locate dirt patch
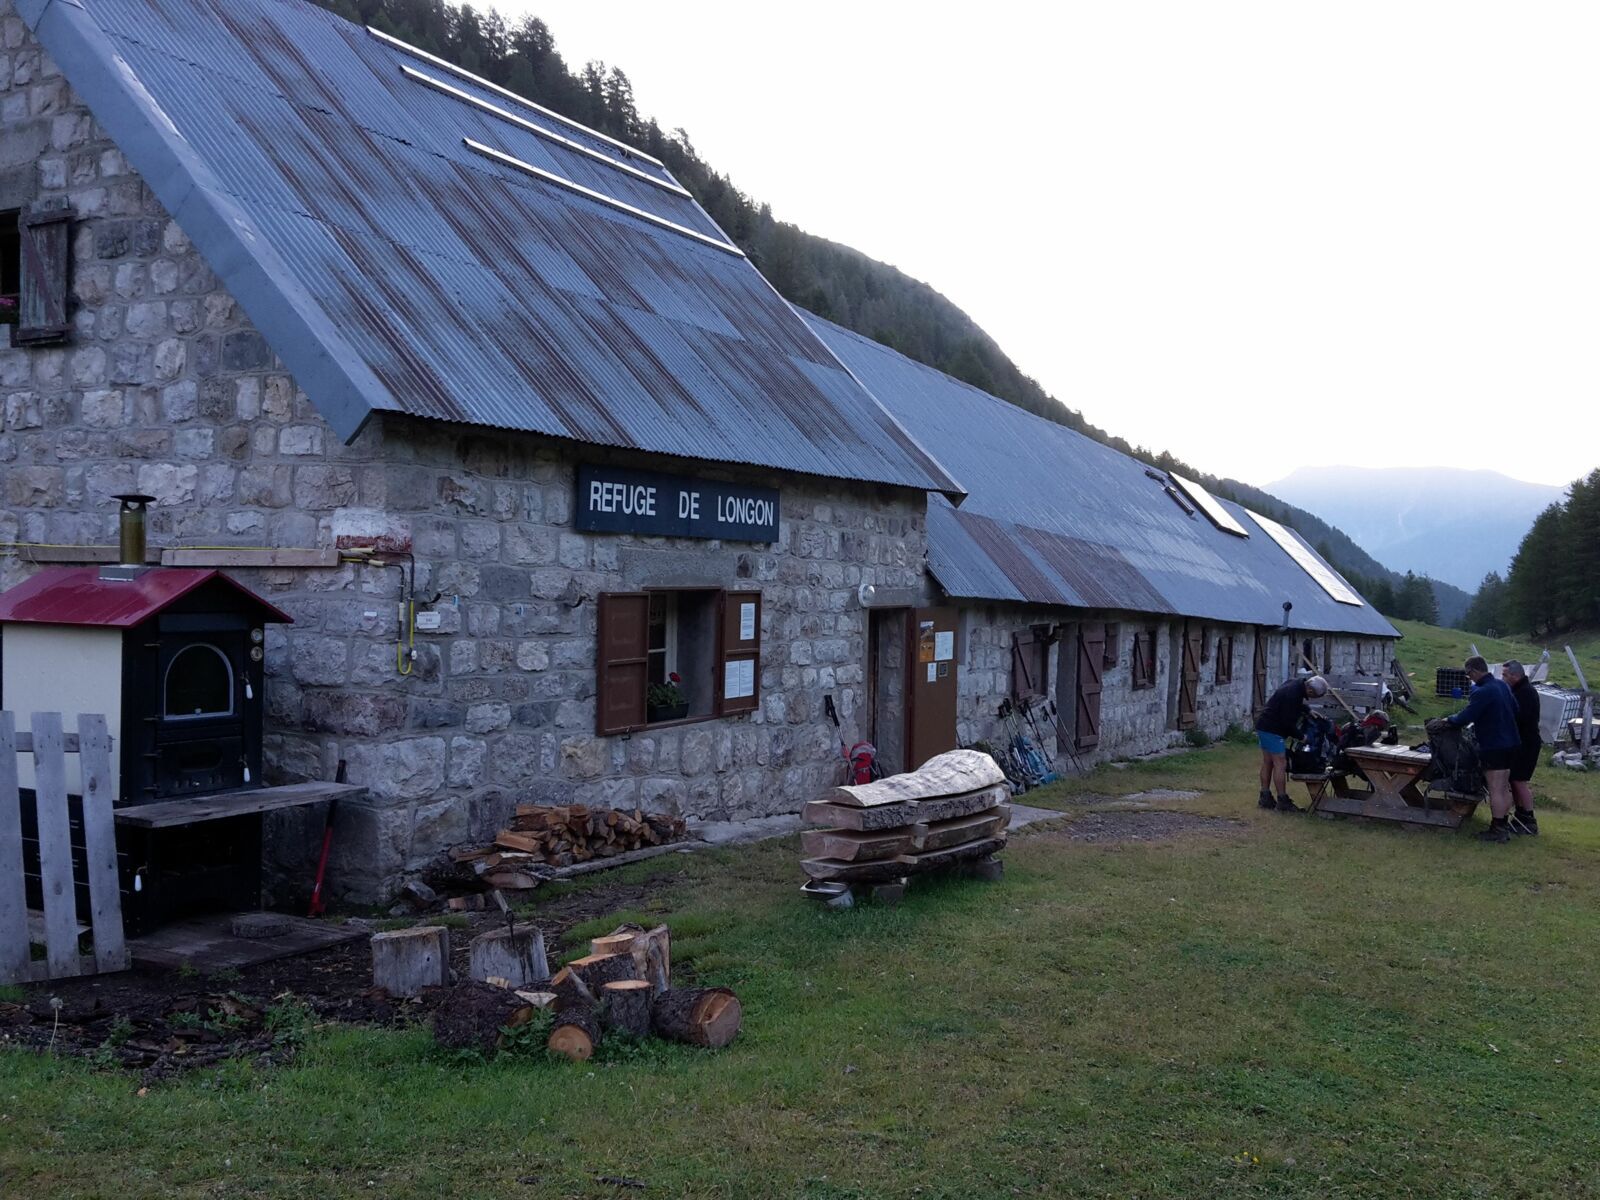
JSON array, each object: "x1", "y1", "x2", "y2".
[
  {"x1": 1035, "y1": 810, "x2": 1245, "y2": 844},
  {"x1": 1, "y1": 865, "x2": 691, "y2": 1083}
]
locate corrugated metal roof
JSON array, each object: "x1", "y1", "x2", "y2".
[
  {"x1": 21, "y1": 0, "x2": 961, "y2": 498},
  {"x1": 0, "y1": 567, "x2": 292, "y2": 628},
  {"x1": 808, "y1": 316, "x2": 1400, "y2": 638}
]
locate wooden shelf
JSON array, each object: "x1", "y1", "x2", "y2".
[{"x1": 113, "y1": 781, "x2": 365, "y2": 829}]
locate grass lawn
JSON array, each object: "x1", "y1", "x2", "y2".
[
  {"x1": 5, "y1": 726, "x2": 1600, "y2": 1198},
  {"x1": 1387, "y1": 619, "x2": 1600, "y2": 722}
]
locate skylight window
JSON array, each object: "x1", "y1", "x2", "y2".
[
  {"x1": 1171, "y1": 474, "x2": 1249, "y2": 537},
  {"x1": 465, "y1": 139, "x2": 744, "y2": 257},
  {"x1": 1245, "y1": 509, "x2": 1365, "y2": 606},
  {"x1": 402, "y1": 66, "x2": 689, "y2": 198}
]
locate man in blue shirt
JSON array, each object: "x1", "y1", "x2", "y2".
[{"x1": 1427, "y1": 656, "x2": 1520, "y2": 843}]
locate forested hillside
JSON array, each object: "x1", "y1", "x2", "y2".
[
  {"x1": 1464, "y1": 469, "x2": 1600, "y2": 637},
  {"x1": 314, "y1": 0, "x2": 1460, "y2": 623}
]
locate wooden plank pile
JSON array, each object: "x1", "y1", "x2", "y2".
[
  {"x1": 801, "y1": 749, "x2": 1010, "y2": 893},
  {"x1": 448, "y1": 805, "x2": 688, "y2": 893}
]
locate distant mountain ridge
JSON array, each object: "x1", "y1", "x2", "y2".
[
  {"x1": 1268, "y1": 467, "x2": 1563, "y2": 592},
  {"x1": 315, "y1": 0, "x2": 1466, "y2": 624}
]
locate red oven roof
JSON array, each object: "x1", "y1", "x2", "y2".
[{"x1": 0, "y1": 567, "x2": 293, "y2": 628}]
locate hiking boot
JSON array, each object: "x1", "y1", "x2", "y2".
[
  {"x1": 1476, "y1": 822, "x2": 1510, "y2": 844},
  {"x1": 1275, "y1": 794, "x2": 1304, "y2": 813},
  {"x1": 1258, "y1": 790, "x2": 1277, "y2": 810},
  {"x1": 1509, "y1": 810, "x2": 1539, "y2": 836}
]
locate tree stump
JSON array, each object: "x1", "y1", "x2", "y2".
[
  {"x1": 431, "y1": 980, "x2": 535, "y2": 1055},
  {"x1": 651, "y1": 987, "x2": 742, "y2": 1048},
  {"x1": 601, "y1": 979, "x2": 654, "y2": 1038},
  {"x1": 548, "y1": 1007, "x2": 602, "y2": 1061},
  {"x1": 371, "y1": 925, "x2": 450, "y2": 997},
  {"x1": 469, "y1": 924, "x2": 548, "y2": 988}
]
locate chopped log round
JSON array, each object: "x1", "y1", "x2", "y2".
[
  {"x1": 548, "y1": 1007, "x2": 602, "y2": 1061},
  {"x1": 651, "y1": 987, "x2": 742, "y2": 1049},
  {"x1": 590, "y1": 928, "x2": 642, "y2": 959},
  {"x1": 568, "y1": 951, "x2": 642, "y2": 991},
  {"x1": 430, "y1": 981, "x2": 535, "y2": 1056},
  {"x1": 601, "y1": 979, "x2": 654, "y2": 1038}
]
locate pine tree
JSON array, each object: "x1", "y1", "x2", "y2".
[
  {"x1": 1506, "y1": 504, "x2": 1567, "y2": 636},
  {"x1": 1463, "y1": 571, "x2": 1508, "y2": 635}
]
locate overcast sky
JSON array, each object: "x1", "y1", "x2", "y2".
[{"x1": 503, "y1": 1, "x2": 1598, "y2": 491}]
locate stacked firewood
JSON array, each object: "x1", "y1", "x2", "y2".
[
  {"x1": 801, "y1": 749, "x2": 1010, "y2": 889},
  {"x1": 546, "y1": 923, "x2": 741, "y2": 1060},
  {"x1": 449, "y1": 805, "x2": 688, "y2": 891}
]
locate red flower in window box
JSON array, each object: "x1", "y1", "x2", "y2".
[
  {"x1": 0, "y1": 296, "x2": 17, "y2": 326},
  {"x1": 647, "y1": 671, "x2": 687, "y2": 720}
]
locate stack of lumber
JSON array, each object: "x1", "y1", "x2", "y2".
[
  {"x1": 448, "y1": 805, "x2": 688, "y2": 891},
  {"x1": 801, "y1": 749, "x2": 1010, "y2": 885}
]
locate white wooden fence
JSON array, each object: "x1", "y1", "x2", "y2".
[{"x1": 0, "y1": 711, "x2": 127, "y2": 985}]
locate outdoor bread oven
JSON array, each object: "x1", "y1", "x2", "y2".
[{"x1": 0, "y1": 497, "x2": 292, "y2": 934}]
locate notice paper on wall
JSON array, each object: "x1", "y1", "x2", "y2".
[
  {"x1": 739, "y1": 601, "x2": 756, "y2": 642},
  {"x1": 724, "y1": 657, "x2": 756, "y2": 700},
  {"x1": 927, "y1": 662, "x2": 937, "y2": 683},
  {"x1": 934, "y1": 631, "x2": 954, "y2": 661}
]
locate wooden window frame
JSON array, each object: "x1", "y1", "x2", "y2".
[
  {"x1": 595, "y1": 587, "x2": 762, "y2": 734},
  {"x1": 1215, "y1": 634, "x2": 1234, "y2": 684},
  {"x1": 15, "y1": 199, "x2": 71, "y2": 345},
  {"x1": 1103, "y1": 622, "x2": 1120, "y2": 670}
]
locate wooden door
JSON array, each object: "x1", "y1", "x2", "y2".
[
  {"x1": 907, "y1": 607, "x2": 958, "y2": 770},
  {"x1": 1178, "y1": 622, "x2": 1201, "y2": 730},
  {"x1": 1252, "y1": 629, "x2": 1270, "y2": 714},
  {"x1": 1075, "y1": 623, "x2": 1104, "y2": 750}
]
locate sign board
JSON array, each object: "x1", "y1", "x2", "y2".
[{"x1": 575, "y1": 465, "x2": 779, "y2": 543}]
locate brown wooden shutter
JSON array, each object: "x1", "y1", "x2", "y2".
[
  {"x1": 1075, "y1": 623, "x2": 1104, "y2": 749},
  {"x1": 1216, "y1": 635, "x2": 1233, "y2": 684},
  {"x1": 1011, "y1": 632, "x2": 1044, "y2": 699},
  {"x1": 717, "y1": 590, "x2": 761, "y2": 716},
  {"x1": 596, "y1": 592, "x2": 649, "y2": 734},
  {"x1": 1103, "y1": 622, "x2": 1120, "y2": 669},
  {"x1": 1321, "y1": 635, "x2": 1332, "y2": 674},
  {"x1": 1178, "y1": 623, "x2": 1201, "y2": 729},
  {"x1": 1252, "y1": 630, "x2": 1270, "y2": 712},
  {"x1": 1199, "y1": 625, "x2": 1210, "y2": 664},
  {"x1": 16, "y1": 199, "x2": 71, "y2": 345}
]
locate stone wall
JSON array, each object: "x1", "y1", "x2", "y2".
[
  {"x1": 957, "y1": 605, "x2": 1393, "y2": 766},
  {"x1": 0, "y1": 18, "x2": 932, "y2": 901}
]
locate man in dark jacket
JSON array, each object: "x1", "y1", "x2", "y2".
[
  {"x1": 1255, "y1": 674, "x2": 1329, "y2": 812},
  {"x1": 1501, "y1": 660, "x2": 1542, "y2": 835},
  {"x1": 1428, "y1": 656, "x2": 1520, "y2": 843}
]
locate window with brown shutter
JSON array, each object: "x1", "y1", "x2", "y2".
[
  {"x1": 1103, "y1": 622, "x2": 1120, "y2": 669},
  {"x1": 1199, "y1": 625, "x2": 1210, "y2": 664},
  {"x1": 1011, "y1": 631, "x2": 1048, "y2": 700},
  {"x1": 1131, "y1": 628, "x2": 1157, "y2": 690},
  {"x1": 1215, "y1": 634, "x2": 1234, "y2": 683},
  {"x1": 596, "y1": 587, "x2": 762, "y2": 731},
  {"x1": 16, "y1": 199, "x2": 71, "y2": 345},
  {"x1": 718, "y1": 590, "x2": 761, "y2": 716}
]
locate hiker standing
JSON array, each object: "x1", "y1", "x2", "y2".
[
  {"x1": 1254, "y1": 674, "x2": 1329, "y2": 812},
  {"x1": 1502, "y1": 660, "x2": 1542, "y2": 836},
  {"x1": 1428, "y1": 656, "x2": 1519, "y2": 843}
]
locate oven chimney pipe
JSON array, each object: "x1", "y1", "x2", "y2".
[{"x1": 106, "y1": 493, "x2": 156, "y2": 580}]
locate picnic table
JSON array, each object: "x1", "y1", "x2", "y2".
[{"x1": 1294, "y1": 743, "x2": 1482, "y2": 830}]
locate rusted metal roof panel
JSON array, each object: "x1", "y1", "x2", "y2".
[
  {"x1": 0, "y1": 567, "x2": 292, "y2": 628},
  {"x1": 809, "y1": 316, "x2": 1399, "y2": 638},
  {"x1": 23, "y1": 0, "x2": 961, "y2": 497}
]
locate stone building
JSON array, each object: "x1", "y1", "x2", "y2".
[
  {"x1": 0, "y1": 0, "x2": 1397, "y2": 904},
  {"x1": 809, "y1": 315, "x2": 1401, "y2": 768},
  {"x1": 0, "y1": 0, "x2": 964, "y2": 900}
]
